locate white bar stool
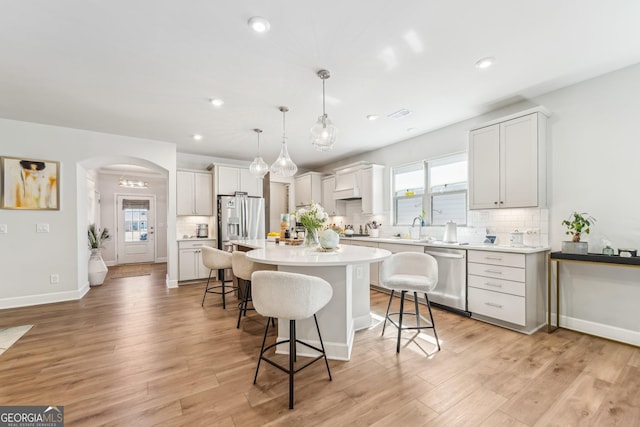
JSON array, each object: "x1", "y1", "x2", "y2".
[
  {"x1": 201, "y1": 246, "x2": 237, "y2": 309},
  {"x1": 231, "y1": 251, "x2": 276, "y2": 328},
  {"x1": 379, "y1": 252, "x2": 441, "y2": 353},
  {"x1": 251, "y1": 270, "x2": 333, "y2": 409}
]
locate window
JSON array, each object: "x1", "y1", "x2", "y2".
[
  {"x1": 122, "y1": 199, "x2": 149, "y2": 242},
  {"x1": 428, "y1": 154, "x2": 467, "y2": 225},
  {"x1": 392, "y1": 162, "x2": 424, "y2": 225},
  {"x1": 393, "y1": 154, "x2": 467, "y2": 226}
]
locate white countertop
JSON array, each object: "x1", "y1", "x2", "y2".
[
  {"x1": 177, "y1": 237, "x2": 216, "y2": 242},
  {"x1": 341, "y1": 236, "x2": 550, "y2": 254},
  {"x1": 241, "y1": 240, "x2": 391, "y2": 267}
]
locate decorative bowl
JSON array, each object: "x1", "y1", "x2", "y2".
[{"x1": 320, "y1": 229, "x2": 340, "y2": 249}]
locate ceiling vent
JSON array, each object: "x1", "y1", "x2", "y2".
[{"x1": 387, "y1": 108, "x2": 413, "y2": 120}]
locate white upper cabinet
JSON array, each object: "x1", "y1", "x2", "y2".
[
  {"x1": 469, "y1": 109, "x2": 548, "y2": 209},
  {"x1": 295, "y1": 172, "x2": 322, "y2": 207},
  {"x1": 215, "y1": 165, "x2": 263, "y2": 197},
  {"x1": 321, "y1": 176, "x2": 345, "y2": 216},
  {"x1": 360, "y1": 165, "x2": 384, "y2": 215},
  {"x1": 177, "y1": 170, "x2": 213, "y2": 216}
]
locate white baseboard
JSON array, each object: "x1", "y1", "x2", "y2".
[
  {"x1": 0, "y1": 282, "x2": 91, "y2": 310},
  {"x1": 559, "y1": 314, "x2": 640, "y2": 347},
  {"x1": 166, "y1": 274, "x2": 178, "y2": 288}
]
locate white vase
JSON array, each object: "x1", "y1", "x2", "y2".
[{"x1": 88, "y1": 248, "x2": 108, "y2": 286}]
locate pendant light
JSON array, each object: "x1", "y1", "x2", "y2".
[
  {"x1": 270, "y1": 106, "x2": 298, "y2": 177},
  {"x1": 310, "y1": 69, "x2": 338, "y2": 151},
  {"x1": 249, "y1": 128, "x2": 269, "y2": 178}
]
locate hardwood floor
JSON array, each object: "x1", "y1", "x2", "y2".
[{"x1": 1, "y1": 263, "x2": 638, "y2": 426}]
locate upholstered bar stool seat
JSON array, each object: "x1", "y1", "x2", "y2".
[
  {"x1": 231, "y1": 251, "x2": 276, "y2": 328},
  {"x1": 251, "y1": 270, "x2": 333, "y2": 409},
  {"x1": 201, "y1": 246, "x2": 237, "y2": 309},
  {"x1": 379, "y1": 252, "x2": 441, "y2": 353}
]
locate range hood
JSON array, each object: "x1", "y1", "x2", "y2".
[
  {"x1": 333, "y1": 163, "x2": 363, "y2": 200},
  {"x1": 333, "y1": 186, "x2": 361, "y2": 200}
]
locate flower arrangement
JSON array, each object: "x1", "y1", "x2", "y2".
[
  {"x1": 294, "y1": 201, "x2": 329, "y2": 232},
  {"x1": 88, "y1": 224, "x2": 112, "y2": 249}
]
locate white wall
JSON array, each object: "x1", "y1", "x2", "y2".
[{"x1": 0, "y1": 118, "x2": 177, "y2": 308}]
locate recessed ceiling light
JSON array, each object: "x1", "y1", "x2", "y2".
[
  {"x1": 248, "y1": 16, "x2": 270, "y2": 33},
  {"x1": 366, "y1": 115, "x2": 379, "y2": 121},
  {"x1": 387, "y1": 109, "x2": 412, "y2": 120},
  {"x1": 475, "y1": 56, "x2": 496, "y2": 69},
  {"x1": 192, "y1": 134, "x2": 203, "y2": 141},
  {"x1": 210, "y1": 98, "x2": 224, "y2": 107}
]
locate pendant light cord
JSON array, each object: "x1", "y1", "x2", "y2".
[{"x1": 322, "y1": 78, "x2": 326, "y2": 116}]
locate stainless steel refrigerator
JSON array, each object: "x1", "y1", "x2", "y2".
[{"x1": 217, "y1": 194, "x2": 265, "y2": 251}]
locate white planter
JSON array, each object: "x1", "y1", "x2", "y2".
[
  {"x1": 88, "y1": 249, "x2": 108, "y2": 286},
  {"x1": 562, "y1": 241, "x2": 588, "y2": 255}
]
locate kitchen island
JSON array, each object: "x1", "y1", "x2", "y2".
[{"x1": 232, "y1": 239, "x2": 391, "y2": 360}]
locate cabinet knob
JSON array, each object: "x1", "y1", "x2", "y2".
[
  {"x1": 494, "y1": 201, "x2": 498, "y2": 205},
  {"x1": 499, "y1": 201, "x2": 504, "y2": 204}
]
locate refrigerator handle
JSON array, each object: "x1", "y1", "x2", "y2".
[{"x1": 242, "y1": 196, "x2": 248, "y2": 238}]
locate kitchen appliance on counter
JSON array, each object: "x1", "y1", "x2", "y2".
[
  {"x1": 424, "y1": 246, "x2": 469, "y2": 315},
  {"x1": 218, "y1": 193, "x2": 265, "y2": 251},
  {"x1": 196, "y1": 223, "x2": 209, "y2": 238},
  {"x1": 443, "y1": 221, "x2": 458, "y2": 243}
]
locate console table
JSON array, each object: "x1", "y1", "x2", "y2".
[{"x1": 547, "y1": 251, "x2": 640, "y2": 332}]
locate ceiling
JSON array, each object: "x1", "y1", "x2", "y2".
[{"x1": 2, "y1": 1, "x2": 640, "y2": 170}]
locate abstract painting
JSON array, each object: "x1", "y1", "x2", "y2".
[{"x1": 1, "y1": 156, "x2": 59, "y2": 210}]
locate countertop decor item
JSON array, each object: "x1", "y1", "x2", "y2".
[
  {"x1": 319, "y1": 228, "x2": 339, "y2": 249},
  {"x1": 294, "y1": 201, "x2": 328, "y2": 248}
]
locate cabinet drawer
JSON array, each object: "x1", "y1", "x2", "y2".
[
  {"x1": 468, "y1": 287, "x2": 525, "y2": 326},
  {"x1": 468, "y1": 262, "x2": 525, "y2": 282},
  {"x1": 349, "y1": 240, "x2": 379, "y2": 248},
  {"x1": 468, "y1": 250, "x2": 525, "y2": 268},
  {"x1": 468, "y1": 274, "x2": 525, "y2": 297},
  {"x1": 179, "y1": 240, "x2": 216, "y2": 249}
]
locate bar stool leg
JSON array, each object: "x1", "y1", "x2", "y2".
[
  {"x1": 201, "y1": 269, "x2": 213, "y2": 307},
  {"x1": 314, "y1": 314, "x2": 332, "y2": 380},
  {"x1": 220, "y1": 268, "x2": 227, "y2": 309},
  {"x1": 253, "y1": 317, "x2": 271, "y2": 384},
  {"x1": 414, "y1": 292, "x2": 421, "y2": 328},
  {"x1": 382, "y1": 290, "x2": 395, "y2": 336},
  {"x1": 397, "y1": 291, "x2": 406, "y2": 353},
  {"x1": 289, "y1": 319, "x2": 296, "y2": 409},
  {"x1": 424, "y1": 292, "x2": 440, "y2": 351}
]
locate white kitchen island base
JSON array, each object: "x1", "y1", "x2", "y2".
[
  {"x1": 276, "y1": 263, "x2": 370, "y2": 361},
  {"x1": 243, "y1": 241, "x2": 391, "y2": 361}
]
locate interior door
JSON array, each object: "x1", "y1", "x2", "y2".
[{"x1": 117, "y1": 195, "x2": 155, "y2": 264}]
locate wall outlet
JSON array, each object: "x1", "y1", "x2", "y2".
[
  {"x1": 0, "y1": 224, "x2": 7, "y2": 234},
  {"x1": 37, "y1": 223, "x2": 50, "y2": 233},
  {"x1": 50, "y1": 274, "x2": 59, "y2": 284}
]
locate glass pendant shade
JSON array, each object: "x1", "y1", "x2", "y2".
[
  {"x1": 249, "y1": 128, "x2": 269, "y2": 178},
  {"x1": 310, "y1": 69, "x2": 337, "y2": 151},
  {"x1": 310, "y1": 114, "x2": 338, "y2": 151},
  {"x1": 270, "y1": 107, "x2": 298, "y2": 177}
]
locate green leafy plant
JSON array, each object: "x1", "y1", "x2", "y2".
[
  {"x1": 293, "y1": 201, "x2": 328, "y2": 231},
  {"x1": 88, "y1": 224, "x2": 111, "y2": 249},
  {"x1": 562, "y1": 212, "x2": 596, "y2": 242}
]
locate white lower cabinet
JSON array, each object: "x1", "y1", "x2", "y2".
[
  {"x1": 467, "y1": 249, "x2": 547, "y2": 334},
  {"x1": 178, "y1": 240, "x2": 216, "y2": 281}
]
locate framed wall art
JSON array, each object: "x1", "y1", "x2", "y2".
[{"x1": 1, "y1": 156, "x2": 60, "y2": 210}]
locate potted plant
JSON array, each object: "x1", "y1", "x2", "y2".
[
  {"x1": 561, "y1": 212, "x2": 595, "y2": 254},
  {"x1": 88, "y1": 224, "x2": 111, "y2": 286}
]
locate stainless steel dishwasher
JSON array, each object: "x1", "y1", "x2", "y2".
[{"x1": 424, "y1": 246, "x2": 469, "y2": 316}]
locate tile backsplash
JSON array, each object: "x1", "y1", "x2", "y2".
[
  {"x1": 176, "y1": 216, "x2": 215, "y2": 239},
  {"x1": 327, "y1": 201, "x2": 549, "y2": 247}
]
